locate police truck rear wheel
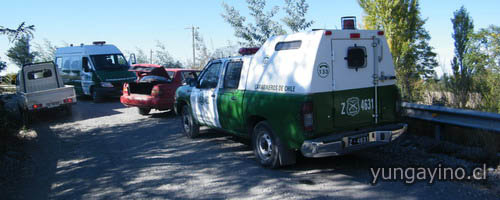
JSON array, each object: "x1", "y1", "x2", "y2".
[
  {"x1": 182, "y1": 105, "x2": 199, "y2": 138},
  {"x1": 253, "y1": 121, "x2": 281, "y2": 168},
  {"x1": 138, "y1": 107, "x2": 151, "y2": 115}
]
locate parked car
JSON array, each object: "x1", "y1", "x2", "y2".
[
  {"x1": 16, "y1": 62, "x2": 77, "y2": 123},
  {"x1": 54, "y1": 41, "x2": 136, "y2": 102},
  {"x1": 175, "y1": 17, "x2": 407, "y2": 168},
  {"x1": 121, "y1": 64, "x2": 199, "y2": 115}
]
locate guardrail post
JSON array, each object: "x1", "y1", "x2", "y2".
[{"x1": 434, "y1": 124, "x2": 441, "y2": 141}]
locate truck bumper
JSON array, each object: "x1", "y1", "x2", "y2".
[{"x1": 301, "y1": 123, "x2": 407, "y2": 158}]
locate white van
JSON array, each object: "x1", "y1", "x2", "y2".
[{"x1": 54, "y1": 41, "x2": 136, "y2": 102}]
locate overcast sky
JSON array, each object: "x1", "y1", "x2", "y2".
[{"x1": 1, "y1": 0, "x2": 499, "y2": 76}]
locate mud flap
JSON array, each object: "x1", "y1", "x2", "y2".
[{"x1": 278, "y1": 139, "x2": 297, "y2": 166}]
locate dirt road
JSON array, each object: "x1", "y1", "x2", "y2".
[{"x1": 2, "y1": 99, "x2": 497, "y2": 199}]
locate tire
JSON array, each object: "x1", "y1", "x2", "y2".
[
  {"x1": 252, "y1": 121, "x2": 295, "y2": 168},
  {"x1": 138, "y1": 107, "x2": 151, "y2": 115},
  {"x1": 91, "y1": 88, "x2": 103, "y2": 103},
  {"x1": 182, "y1": 105, "x2": 199, "y2": 138}
]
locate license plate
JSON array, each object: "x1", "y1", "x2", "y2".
[
  {"x1": 46, "y1": 101, "x2": 60, "y2": 107},
  {"x1": 348, "y1": 134, "x2": 369, "y2": 146}
]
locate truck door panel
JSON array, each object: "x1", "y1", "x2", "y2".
[
  {"x1": 191, "y1": 62, "x2": 223, "y2": 127},
  {"x1": 218, "y1": 61, "x2": 245, "y2": 133}
]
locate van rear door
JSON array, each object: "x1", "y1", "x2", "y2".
[{"x1": 331, "y1": 35, "x2": 379, "y2": 129}]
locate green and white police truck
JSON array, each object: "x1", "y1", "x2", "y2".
[
  {"x1": 174, "y1": 17, "x2": 407, "y2": 168},
  {"x1": 54, "y1": 41, "x2": 136, "y2": 102}
]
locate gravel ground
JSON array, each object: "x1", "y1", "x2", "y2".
[{"x1": 0, "y1": 98, "x2": 498, "y2": 199}]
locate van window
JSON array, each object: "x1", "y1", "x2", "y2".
[
  {"x1": 199, "y1": 62, "x2": 222, "y2": 89},
  {"x1": 90, "y1": 54, "x2": 129, "y2": 70},
  {"x1": 62, "y1": 58, "x2": 71, "y2": 72},
  {"x1": 346, "y1": 46, "x2": 367, "y2": 68},
  {"x1": 55, "y1": 57, "x2": 63, "y2": 70},
  {"x1": 223, "y1": 61, "x2": 243, "y2": 89},
  {"x1": 27, "y1": 69, "x2": 52, "y2": 80},
  {"x1": 275, "y1": 40, "x2": 301, "y2": 51},
  {"x1": 167, "y1": 71, "x2": 175, "y2": 79},
  {"x1": 71, "y1": 57, "x2": 81, "y2": 73},
  {"x1": 181, "y1": 71, "x2": 198, "y2": 81}
]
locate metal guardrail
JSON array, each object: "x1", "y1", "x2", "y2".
[{"x1": 402, "y1": 102, "x2": 500, "y2": 134}]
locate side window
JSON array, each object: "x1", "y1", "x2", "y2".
[
  {"x1": 55, "y1": 57, "x2": 63, "y2": 70},
  {"x1": 167, "y1": 71, "x2": 175, "y2": 79},
  {"x1": 62, "y1": 57, "x2": 71, "y2": 72},
  {"x1": 70, "y1": 56, "x2": 81, "y2": 73},
  {"x1": 275, "y1": 40, "x2": 302, "y2": 51},
  {"x1": 27, "y1": 69, "x2": 52, "y2": 80},
  {"x1": 182, "y1": 71, "x2": 197, "y2": 80},
  {"x1": 198, "y1": 63, "x2": 222, "y2": 89},
  {"x1": 223, "y1": 61, "x2": 243, "y2": 89},
  {"x1": 346, "y1": 46, "x2": 367, "y2": 69}
]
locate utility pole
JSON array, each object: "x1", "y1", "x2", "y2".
[{"x1": 185, "y1": 25, "x2": 198, "y2": 67}]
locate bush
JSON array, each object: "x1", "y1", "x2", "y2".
[{"x1": 0, "y1": 98, "x2": 22, "y2": 155}]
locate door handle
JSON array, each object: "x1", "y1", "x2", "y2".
[
  {"x1": 231, "y1": 96, "x2": 236, "y2": 101},
  {"x1": 211, "y1": 94, "x2": 215, "y2": 97}
]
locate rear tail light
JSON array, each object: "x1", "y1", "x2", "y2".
[
  {"x1": 63, "y1": 98, "x2": 73, "y2": 103},
  {"x1": 325, "y1": 30, "x2": 332, "y2": 36},
  {"x1": 301, "y1": 102, "x2": 314, "y2": 132},
  {"x1": 350, "y1": 33, "x2": 360, "y2": 39},
  {"x1": 123, "y1": 83, "x2": 129, "y2": 95},
  {"x1": 377, "y1": 31, "x2": 384, "y2": 35},
  {"x1": 32, "y1": 104, "x2": 42, "y2": 109},
  {"x1": 151, "y1": 86, "x2": 161, "y2": 97}
]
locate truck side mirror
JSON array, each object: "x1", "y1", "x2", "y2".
[
  {"x1": 129, "y1": 53, "x2": 137, "y2": 65},
  {"x1": 82, "y1": 57, "x2": 90, "y2": 72}
]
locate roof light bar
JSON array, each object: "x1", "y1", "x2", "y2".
[
  {"x1": 238, "y1": 47, "x2": 259, "y2": 55},
  {"x1": 93, "y1": 41, "x2": 106, "y2": 45}
]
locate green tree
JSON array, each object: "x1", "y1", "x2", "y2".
[
  {"x1": 358, "y1": 0, "x2": 438, "y2": 101},
  {"x1": 282, "y1": 0, "x2": 314, "y2": 32},
  {"x1": 34, "y1": 39, "x2": 57, "y2": 62},
  {"x1": 0, "y1": 57, "x2": 6, "y2": 73},
  {"x1": 130, "y1": 48, "x2": 150, "y2": 64},
  {"x1": 447, "y1": 6, "x2": 475, "y2": 108},
  {"x1": 468, "y1": 26, "x2": 500, "y2": 112},
  {"x1": 6, "y1": 36, "x2": 38, "y2": 68},
  {"x1": 154, "y1": 41, "x2": 182, "y2": 68},
  {"x1": 0, "y1": 22, "x2": 35, "y2": 42},
  {"x1": 222, "y1": 0, "x2": 313, "y2": 46}
]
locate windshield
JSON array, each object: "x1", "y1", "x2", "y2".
[{"x1": 90, "y1": 54, "x2": 129, "y2": 70}]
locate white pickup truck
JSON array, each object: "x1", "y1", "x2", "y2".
[{"x1": 16, "y1": 62, "x2": 76, "y2": 123}]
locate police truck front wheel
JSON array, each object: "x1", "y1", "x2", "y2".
[
  {"x1": 252, "y1": 121, "x2": 296, "y2": 168},
  {"x1": 182, "y1": 105, "x2": 199, "y2": 138}
]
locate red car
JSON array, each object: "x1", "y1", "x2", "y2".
[{"x1": 121, "y1": 64, "x2": 199, "y2": 115}]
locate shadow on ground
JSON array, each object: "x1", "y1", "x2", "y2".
[{"x1": 6, "y1": 102, "x2": 496, "y2": 199}]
